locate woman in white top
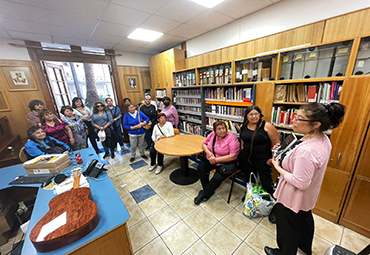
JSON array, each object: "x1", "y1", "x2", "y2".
[{"x1": 149, "y1": 113, "x2": 174, "y2": 174}]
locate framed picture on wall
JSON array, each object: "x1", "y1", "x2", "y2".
[
  {"x1": 0, "y1": 90, "x2": 11, "y2": 112},
  {"x1": 124, "y1": 74, "x2": 141, "y2": 92},
  {"x1": 1, "y1": 65, "x2": 38, "y2": 91}
]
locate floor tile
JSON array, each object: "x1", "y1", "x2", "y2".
[
  {"x1": 202, "y1": 222, "x2": 242, "y2": 255},
  {"x1": 259, "y1": 216, "x2": 276, "y2": 235},
  {"x1": 148, "y1": 206, "x2": 181, "y2": 234},
  {"x1": 182, "y1": 239, "x2": 215, "y2": 255},
  {"x1": 110, "y1": 175, "x2": 123, "y2": 188},
  {"x1": 313, "y1": 214, "x2": 343, "y2": 243},
  {"x1": 116, "y1": 186, "x2": 137, "y2": 209},
  {"x1": 312, "y1": 234, "x2": 334, "y2": 255},
  {"x1": 245, "y1": 225, "x2": 277, "y2": 255},
  {"x1": 150, "y1": 176, "x2": 174, "y2": 193},
  {"x1": 138, "y1": 194, "x2": 167, "y2": 216},
  {"x1": 157, "y1": 185, "x2": 184, "y2": 204},
  {"x1": 169, "y1": 195, "x2": 198, "y2": 218},
  {"x1": 233, "y1": 242, "x2": 259, "y2": 255},
  {"x1": 127, "y1": 204, "x2": 146, "y2": 228},
  {"x1": 184, "y1": 207, "x2": 218, "y2": 236},
  {"x1": 175, "y1": 182, "x2": 202, "y2": 195},
  {"x1": 134, "y1": 236, "x2": 172, "y2": 255},
  {"x1": 130, "y1": 184, "x2": 156, "y2": 203},
  {"x1": 161, "y1": 221, "x2": 199, "y2": 255},
  {"x1": 221, "y1": 208, "x2": 258, "y2": 239},
  {"x1": 341, "y1": 227, "x2": 370, "y2": 253},
  {"x1": 128, "y1": 219, "x2": 158, "y2": 253},
  {"x1": 130, "y1": 159, "x2": 148, "y2": 170},
  {"x1": 119, "y1": 171, "x2": 146, "y2": 192},
  {"x1": 120, "y1": 148, "x2": 131, "y2": 154},
  {"x1": 202, "y1": 196, "x2": 233, "y2": 220},
  {"x1": 113, "y1": 164, "x2": 132, "y2": 175},
  {"x1": 217, "y1": 182, "x2": 245, "y2": 207},
  {"x1": 100, "y1": 159, "x2": 110, "y2": 165},
  {"x1": 190, "y1": 162, "x2": 199, "y2": 169},
  {"x1": 135, "y1": 166, "x2": 159, "y2": 183}
]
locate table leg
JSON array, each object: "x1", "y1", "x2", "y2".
[{"x1": 169, "y1": 156, "x2": 199, "y2": 185}]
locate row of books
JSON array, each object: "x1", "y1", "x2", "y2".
[
  {"x1": 175, "y1": 89, "x2": 201, "y2": 96},
  {"x1": 206, "y1": 104, "x2": 246, "y2": 117},
  {"x1": 271, "y1": 107, "x2": 298, "y2": 126},
  {"x1": 199, "y1": 65, "x2": 232, "y2": 85},
  {"x1": 206, "y1": 117, "x2": 242, "y2": 134},
  {"x1": 179, "y1": 122, "x2": 202, "y2": 135},
  {"x1": 156, "y1": 89, "x2": 166, "y2": 97},
  {"x1": 177, "y1": 106, "x2": 201, "y2": 112},
  {"x1": 175, "y1": 98, "x2": 201, "y2": 104},
  {"x1": 235, "y1": 62, "x2": 272, "y2": 82},
  {"x1": 175, "y1": 72, "x2": 196, "y2": 87},
  {"x1": 274, "y1": 82, "x2": 342, "y2": 103},
  {"x1": 204, "y1": 87, "x2": 253, "y2": 102}
]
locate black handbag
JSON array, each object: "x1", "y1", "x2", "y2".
[{"x1": 212, "y1": 135, "x2": 237, "y2": 175}]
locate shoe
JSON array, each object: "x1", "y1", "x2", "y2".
[
  {"x1": 111, "y1": 153, "x2": 115, "y2": 159},
  {"x1": 268, "y1": 205, "x2": 277, "y2": 224},
  {"x1": 155, "y1": 166, "x2": 163, "y2": 174},
  {"x1": 194, "y1": 190, "x2": 207, "y2": 205},
  {"x1": 149, "y1": 165, "x2": 157, "y2": 172},
  {"x1": 130, "y1": 157, "x2": 135, "y2": 162},
  {"x1": 264, "y1": 246, "x2": 281, "y2": 255},
  {"x1": 141, "y1": 155, "x2": 148, "y2": 160},
  {"x1": 103, "y1": 153, "x2": 110, "y2": 158}
]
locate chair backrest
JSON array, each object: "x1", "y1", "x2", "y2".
[
  {"x1": 173, "y1": 128, "x2": 180, "y2": 135},
  {"x1": 19, "y1": 149, "x2": 28, "y2": 163}
]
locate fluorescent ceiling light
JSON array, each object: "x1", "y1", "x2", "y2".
[
  {"x1": 127, "y1": 28, "x2": 163, "y2": 42},
  {"x1": 190, "y1": 0, "x2": 225, "y2": 8}
]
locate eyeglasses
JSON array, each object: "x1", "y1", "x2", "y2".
[
  {"x1": 293, "y1": 115, "x2": 310, "y2": 122},
  {"x1": 247, "y1": 113, "x2": 260, "y2": 117},
  {"x1": 97, "y1": 105, "x2": 103, "y2": 108}
]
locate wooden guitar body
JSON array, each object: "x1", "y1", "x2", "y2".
[{"x1": 30, "y1": 171, "x2": 99, "y2": 252}]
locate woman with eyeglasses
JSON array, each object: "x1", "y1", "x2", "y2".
[
  {"x1": 239, "y1": 106, "x2": 280, "y2": 197},
  {"x1": 91, "y1": 102, "x2": 116, "y2": 159},
  {"x1": 264, "y1": 103, "x2": 345, "y2": 255}
]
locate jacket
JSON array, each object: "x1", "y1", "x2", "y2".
[{"x1": 24, "y1": 136, "x2": 70, "y2": 160}]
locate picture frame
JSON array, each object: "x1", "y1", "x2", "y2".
[
  {"x1": 1, "y1": 65, "x2": 38, "y2": 91},
  {"x1": 124, "y1": 74, "x2": 141, "y2": 92},
  {"x1": 0, "y1": 90, "x2": 11, "y2": 112}
]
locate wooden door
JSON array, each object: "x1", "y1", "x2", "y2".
[
  {"x1": 43, "y1": 62, "x2": 71, "y2": 112},
  {"x1": 314, "y1": 77, "x2": 370, "y2": 222}
]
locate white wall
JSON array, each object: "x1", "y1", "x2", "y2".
[
  {"x1": 115, "y1": 51, "x2": 153, "y2": 67},
  {"x1": 186, "y1": 0, "x2": 370, "y2": 57},
  {"x1": 0, "y1": 38, "x2": 31, "y2": 61}
]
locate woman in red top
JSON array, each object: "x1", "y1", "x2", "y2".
[{"x1": 39, "y1": 109, "x2": 74, "y2": 146}]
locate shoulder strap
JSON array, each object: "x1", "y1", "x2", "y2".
[
  {"x1": 212, "y1": 134, "x2": 217, "y2": 156},
  {"x1": 138, "y1": 111, "x2": 141, "y2": 122},
  {"x1": 157, "y1": 124, "x2": 164, "y2": 136}
]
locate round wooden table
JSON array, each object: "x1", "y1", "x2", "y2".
[{"x1": 155, "y1": 134, "x2": 205, "y2": 185}]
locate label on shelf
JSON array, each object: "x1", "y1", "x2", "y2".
[
  {"x1": 309, "y1": 52, "x2": 317, "y2": 58},
  {"x1": 283, "y1": 56, "x2": 289, "y2": 63},
  {"x1": 338, "y1": 47, "x2": 349, "y2": 54}
]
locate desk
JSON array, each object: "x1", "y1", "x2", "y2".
[
  {"x1": 1, "y1": 148, "x2": 133, "y2": 255},
  {"x1": 155, "y1": 134, "x2": 205, "y2": 185}
]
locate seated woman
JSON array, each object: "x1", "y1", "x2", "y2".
[
  {"x1": 149, "y1": 113, "x2": 174, "y2": 174},
  {"x1": 39, "y1": 109, "x2": 75, "y2": 146},
  {"x1": 61, "y1": 106, "x2": 88, "y2": 151},
  {"x1": 194, "y1": 121, "x2": 240, "y2": 205},
  {"x1": 24, "y1": 126, "x2": 70, "y2": 160}
]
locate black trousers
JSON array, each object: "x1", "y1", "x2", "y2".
[
  {"x1": 239, "y1": 154, "x2": 274, "y2": 196},
  {"x1": 150, "y1": 145, "x2": 164, "y2": 166},
  {"x1": 112, "y1": 124, "x2": 124, "y2": 147},
  {"x1": 197, "y1": 159, "x2": 230, "y2": 198},
  {"x1": 84, "y1": 120, "x2": 99, "y2": 153},
  {"x1": 276, "y1": 203, "x2": 314, "y2": 255}
]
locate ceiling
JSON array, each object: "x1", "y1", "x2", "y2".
[{"x1": 0, "y1": 0, "x2": 281, "y2": 55}]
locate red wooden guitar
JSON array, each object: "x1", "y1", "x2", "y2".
[{"x1": 30, "y1": 168, "x2": 99, "y2": 252}]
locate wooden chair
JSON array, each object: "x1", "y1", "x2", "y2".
[
  {"x1": 173, "y1": 128, "x2": 180, "y2": 135},
  {"x1": 211, "y1": 169, "x2": 242, "y2": 204},
  {"x1": 19, "y1": 149, "x2": 28, "y2": 163}
]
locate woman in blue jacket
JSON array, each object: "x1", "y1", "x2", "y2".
[
  {"x1": 122, "y1": 103, "x2": 149, "y2": 162},
  {"x1": 24, "y1": 126, "x2": 70, "y2": 160}
]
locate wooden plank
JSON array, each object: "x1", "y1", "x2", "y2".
[{"x1": 254, "y1": 82, "x2": 275, "y2": 123}]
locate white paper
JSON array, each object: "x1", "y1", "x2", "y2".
[
  {"x1": 54, "y1": 174, "x2": 90, "y2": 195},
  {"x1": 36, "y1": 212, "x2": 67, "y2": 242},
  {"x1": 33, "y1": 169, "x2": 50, "y2": 174}
]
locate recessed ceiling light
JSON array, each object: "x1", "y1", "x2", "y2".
[
  {"x1": 190, "y1": 0, "x2": 226, "y2": 8},
  {"x1": 127, "y1": 28, "x2": 163, "y2": 42}
]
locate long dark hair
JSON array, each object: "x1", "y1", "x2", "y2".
[
  {"x1": 92, "y1": 102, "x2": 107, "y2": 114},
  {"x1": 72, "y1": 97, "x2": 84, "y2": 109},
  {"x1": 241, "y1": 105, "x2": 265, "y2": 163}
]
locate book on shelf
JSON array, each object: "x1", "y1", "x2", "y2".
[
  {"x1": 271, "y1": 107, "x2": 298, "y2": 126},
  {"x1": 274, "y1": 85, "x2": 287, "y2": 102},
  {"x1": 307, "y1": 85, "x2": 318, "y2": 102},
  {"x1": 205, "y1": 87, "x2": 253, "y2": 102}
]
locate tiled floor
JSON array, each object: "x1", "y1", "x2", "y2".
[{"x1": 2, "y1": 145, "x2": 370, "y2": 255}]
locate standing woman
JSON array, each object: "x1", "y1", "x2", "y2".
[
  {"x1": 72, "y1": 97, "x2": 100, "y2": 154},
  {"x1": 27, "y1": 100, "x2": 57, "y2": 126},
  {"x1": 239, "y1": 106, "x2": 280, "y2": 197},
  {"x1": 122, "y1": 103, "x2": 149, "y2": 162},
  {"x1": 39, "y1": 109, "x2": 75, "y2": 146},
  {"x1": 60, "y1": 106, "x2": 88, "y2": 151},
  {"x1": 106, "y1": 97, "x2": 124, "y2": 148},
  {"x1": 161, "y1": 96, "x2": 178, "y2": 128},
  {"x1": 91, "y1": 102, "x2": 116, "y2": 159},
  {"x1": 264, "y1": 103, "x2": 345, "y2": 255},
  {"x1": 140, "y1": 95, "x2": 157, "y2": 150},
  {"x1": 121, "y1": 98, "x2": 131, "y2": 145}
]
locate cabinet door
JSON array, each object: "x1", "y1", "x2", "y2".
[{"x1": 314, "y1": 77, "x2": 370, "y2": 222}]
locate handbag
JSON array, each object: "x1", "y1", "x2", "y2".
[
  {"x1": 242, "y1": 173, "x2": 276, "y2": 219},
  {"x1": 212, "y1": 135, "x2": 237, "y2": 175},
  {"x1": 138, "y1": 111, "x2": 152, "y2": 130}
]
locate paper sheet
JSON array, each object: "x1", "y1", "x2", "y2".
[{"x1": 36, "y1": 212, "x2": 67, "y2": 242}]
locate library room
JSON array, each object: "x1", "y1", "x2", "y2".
[{"x1": 0, "y1": 0, "x2": 370, "y2": 254}]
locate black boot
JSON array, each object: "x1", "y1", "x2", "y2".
[{"x1": 268, "y1": 204, "x2": 277, "y2": 224}]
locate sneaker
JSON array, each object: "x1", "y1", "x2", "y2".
[
  {"x1": 130, "y1": 157, "x2": 135, "y2": 162},
  {"x1": 141, "y1": 155, "x2": 148, "y2": 160},
  {"x1": 155, "y1": 166, "x2": 163, "y2": 174},
  {"x1": 149, "y1": 165, "x2": 157, "y2": 172}
]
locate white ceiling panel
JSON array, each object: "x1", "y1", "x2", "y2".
[
  {"x1": 53, "y1": 36, "x2": 88, "y2": 47},
  {"x1": 214, "y1": 0, "x2": 277, "y2": 19},
  {"x1": 51, "y1": 26, "x2": 92, "y2": 40},
  {"x1": 86, "y1": 40, "x2": 116, "y2": 49},
  {"x1": 7, "y1": 30, "x2": 52, "y2": 43},
  {"x1": 139, "y1": 15, "x2": 181, "y2": 33},
  {"x1": 168, "y1": 24, "x2": 208, "y2": 39},
  {"x1": 7, "y1": 0, "x2": 48, "y2": 8},
  {"x1": 94, "y1": 21, "x2": 134, "y2": 37},
  {"x1": 155, "y1": 0, "x2": 207, "y2": 23},
  {"x1": 0, "y1": 0, "x2": 49, "y2": 24},
  {"x1": 186, "y1": 9, "x2": 234, "y2": 31},
  {"x1": 114, "y1": 38, "x2": 148, "y2": 51},
  {"x1": 102, "y1": 3, "x2": 150, "y2": 27},
  {"x1": 51, "y1": 11, "x2": 99, "y2": 31},
  {"x1": 112, "y1": 0, "x2": 170, "y2": 14},
  {"x1": 134, "y1": 47, "x2": 161, "y2": 55},
  {"x1": 113, "y1": 44, "x2": 142, "y2": 52},
  {"x1": 0, "y1": 28, "x2": 11, "y2": 39},
  {"x1": 0, "y1": 18, "x2": 50, "y2": 35},
  {"x1": 49, "y1": 0, "x2": 108, "y2": 19},
  {"x1": 153, "y1": 34, "x2": 186, "y2": 46},
  {"x1": 88, "y1": 32, "x2": 124, "y2": 44}
]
